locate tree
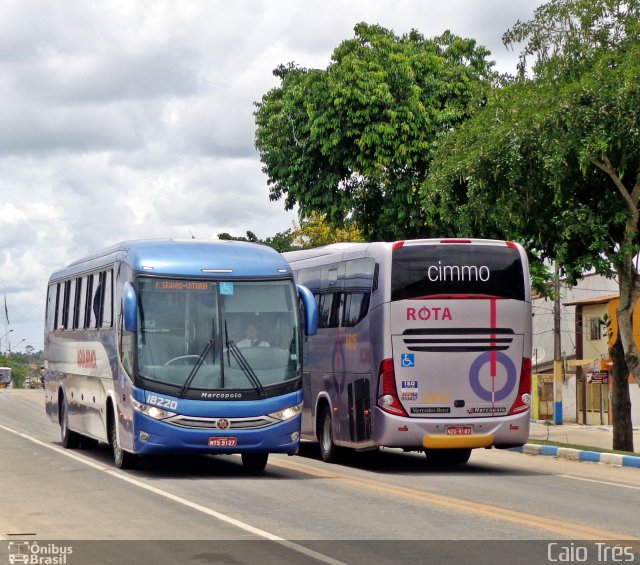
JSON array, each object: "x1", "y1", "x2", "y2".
[
  {"x1": 291, "y1": 211, "x2": 363, "y2": 249},
  {"x1": 263, "y1": 230, "x2": 296, "y2": 253},
  {"x1": 216, "y1": 214, "x2": 362, "y2": 253},
  {"x1": 425, "y1": 0, "x2": 640, "y2": 450},
  {"x1": 254, "y1": 23, "x2": 497, "y2": 240},
  {"x1": 217, "y1": 231, "x2": 259, "y2": 243}
]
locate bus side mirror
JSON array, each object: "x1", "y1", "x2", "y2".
[
  {"x1": 297, "y1": 284, "x2": 318, "y2": 336},
  {"x1": 123, "y1": 282, "x2": 138, "y2": 333}
]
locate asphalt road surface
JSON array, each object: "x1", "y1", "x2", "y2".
[{"x1": 1, "y1": 389, "x2": 639, "y2": 565}]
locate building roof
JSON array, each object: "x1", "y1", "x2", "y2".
[{"x1": 563, "y1": 293, "x2": 619, "y2": 307}]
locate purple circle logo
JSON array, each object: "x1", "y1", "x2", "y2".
[{"x1": 469, "y1": 351, "x2": 517, "y2": 402}]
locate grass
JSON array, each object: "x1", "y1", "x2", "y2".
[{"x1": 527, "y1": 438, "x2": 639, "y2": 457}]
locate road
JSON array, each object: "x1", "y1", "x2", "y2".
[{"x1": 1, "y1": 389, "x2": 639, "y2": 565}]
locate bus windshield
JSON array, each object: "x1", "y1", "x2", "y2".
[
  {"x1": 391, "y1": 244, "x2": 525, "y2": 302},
  {"x1": 136, "y1": 278, "x2": 300, "y2": 396}
]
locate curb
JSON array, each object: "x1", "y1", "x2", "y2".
[{"x1": 511, "y1": 443, "x2": 640, "y2": 469}]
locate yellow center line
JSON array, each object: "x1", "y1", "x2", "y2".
[{"x1": 270, "y1": 458, "x2": 637, "y2": 541}]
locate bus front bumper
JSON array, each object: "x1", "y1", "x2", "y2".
[{"x1": 131, "y1": 412, "x2": 302, "y2": 456}]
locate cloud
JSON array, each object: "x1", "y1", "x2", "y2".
[{"x1": 0, "y1": 0, "x2": 543, "y2": 351}]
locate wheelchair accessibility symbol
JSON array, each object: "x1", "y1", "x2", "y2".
[{"x1": 401, "y1": 353, "x2": 415, "y2": 368}]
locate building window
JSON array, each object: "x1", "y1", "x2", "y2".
[{"x1": 589, "y1": 317, "x2": 602, "y2": 341}]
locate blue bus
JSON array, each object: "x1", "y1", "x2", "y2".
[{"x1": 44, "y1": 239, "x2": 317, "y2": 471}]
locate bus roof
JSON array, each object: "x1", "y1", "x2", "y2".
[
  {"x1": 283, "y1": 239, "x2": 518, "y2": 264},
  {"x1": 283, "y1": 242, "x2": 373, "y2": 264},
  {"x1": 50, "y1": 239, "x2": 292, "y2": 280}
]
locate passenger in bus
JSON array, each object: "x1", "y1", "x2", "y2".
[{"x1": 237, "y1": 323, "x2": 270, "y2": 348}]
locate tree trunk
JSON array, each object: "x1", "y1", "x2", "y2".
[
  {"x1": 614, "y1": 242, "x2": 640, "y2": 391},
  {"x1": 609, "y1": 334, "x2": 634, "y2": 452}
]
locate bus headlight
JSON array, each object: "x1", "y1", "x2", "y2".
[
  {"x1": 269, "y1": 402, "x2": 303, "y2": 421},
  {"x1": 132, "y1": 399, "x2": 176, "y2": 420}
]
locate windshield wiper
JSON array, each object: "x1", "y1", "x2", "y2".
[
  {"x1": 178, "y1": 337, "x2": 215, "y2": 398},
  {"x1": 224, "y1": 321, "x2": 266, "y2": 397}
]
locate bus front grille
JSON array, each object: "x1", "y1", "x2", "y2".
[{"x1": 164, "y1": 415, "x2": 278, "y2": 430}]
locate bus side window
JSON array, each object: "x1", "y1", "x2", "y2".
[
  {"x1": 68, "y1": 278, "x2": 77, "y2": 330},
  {"x1": 331, "y1": 292, "x2": 345, "y2": 328},
  {"x1": 86, "y1": 274, "x2": 95, "y2": 328},
  {"x1": 91, "y1": 273, "x2": 104, "y2": 328},
  {"x1": 73, "y1": 277, "x2": 83, "y2": 330},
  {"x1": 46, "y1": 284, "x2": 59, "y2": 332},
  {"x1": 76, "y1": 276, "x2": 87, "y2": 329},
  {"x1": 60, "y1": 280, "x2": 71, "y2": 330},
  {"x1": 102, "y1": 269, "x2": 113, "y2": 328},
  {"x1": 342, "y1": 292, "x2": 370, "y2": 327},
  {"x1": 317, "y1": 293, "x2": 333, "y2": 329}
]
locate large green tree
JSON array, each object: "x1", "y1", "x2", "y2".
[
  {"x1": 425, "y1": 0, "x2": 640, "y2": 450},
  {"x1": 254, "y1": 23, "x2": 496, "y2": 240}
]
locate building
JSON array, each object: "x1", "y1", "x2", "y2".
[{"x1": 531, "y1": 273, "x2": 619, "y2": 423}]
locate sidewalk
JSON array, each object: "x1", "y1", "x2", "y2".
[{"x1": 513, "y1": 421, "x2": 640, "y2": 469}]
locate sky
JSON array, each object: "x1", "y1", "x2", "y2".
[{"x1": 0, "y1": 0, "x2": 545, "y2": 353}]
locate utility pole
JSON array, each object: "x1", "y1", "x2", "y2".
[{"x1": 553, "y1": 263, "x2": 564, "y2": 425}]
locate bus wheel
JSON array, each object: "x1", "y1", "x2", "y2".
[
  {"x1": 425, "y1": 448, "x2": 471, "y2": 466},
  {"x1": 241, "y1": 452, "x2": 269, "y2": 473},
  {"x1": 60, "y1": 400, "x2": 80, "y2": 449},
  {"x1": 109, "y1": 416, "x2": 137, "y2": 470},
  {"x1": 318, "y1": 405, "x2": 341, "y2": 463}
]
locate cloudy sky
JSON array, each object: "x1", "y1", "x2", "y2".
[{"x1": 0, "y1": 0, "x2": 544, "y2": 352}]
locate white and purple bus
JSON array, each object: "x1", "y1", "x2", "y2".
[
  {"x1": 0, "y1": 367, "x2": 12, "y2": 389},
  {"x1": 44, "y1": 239, "x2": 317, "y2": 471},
  {"x1": 284, "y1": 239, "x2": 532, "y2": 465}
]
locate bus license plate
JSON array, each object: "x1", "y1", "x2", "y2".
[
  {"x1": 445, "y1": 426, "x2": 472, "y2": 436},
  {"x1": 208, "y1": 437, "x2": 237, "y2": 447}
]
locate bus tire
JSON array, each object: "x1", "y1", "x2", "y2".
[
  {"x1": 109, "y1": 415, "x2": 137, "y2": 470},
  {"x1": 318, "y1": 405, "x2": 341, "y2": 463},
  {"x1": 241, "y1": 452, "x2": 269, "y2": 473},
  {"x1": 425, "y1": 448, "x2": 471, "y2": 466},
  {"x1": 60, "y1": 400, "x2": 80, "y2": 449}
]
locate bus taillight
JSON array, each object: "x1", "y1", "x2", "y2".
[
  {"x1": 377, "y1": 358, "x2": 408, "y2": 417},
  {"x1": 508, "y1": 357, "x2": 532, "y2": 415}
]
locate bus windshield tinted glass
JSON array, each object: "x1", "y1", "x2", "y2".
[
  {"x1": 137, "y1": 278, "x2": 300, "y2": 393},
  {"x1": 391, "y1": 245, "x2": 525, "y2": 301}
]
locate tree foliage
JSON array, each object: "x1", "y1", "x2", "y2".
[
  {"x1": 291, "y1": 211, "x2": 363, "y2": 249},
  {"x1": 216, "y1": 213, "x2": 362, "y2": 253},
  {"x1": 254, "y1": 23, "x2": 496, "y2": 240},
  {"x1": 218, "y1": 231, "x2": 259, "y2": 243},
  {"x1": 425, "y1": 0, "x2": 640, "y2": 449}
]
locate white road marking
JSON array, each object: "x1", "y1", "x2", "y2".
[
  {"x1": 559, "y1": 474, "x2": 640, "y2": 490},
  {"x1": 0, "y1": 422, "x2": 346, "y2": 565}
]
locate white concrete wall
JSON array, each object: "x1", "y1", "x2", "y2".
[
  {"x1": 631, "y1": 383, "x2": 640, "y2": 427},
  {"x1": 563, "y1": 375, "x2": 577, "y2": 423},
  {"x1": 532, "y1": 273, "x2": 618, "y2": 369}
]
